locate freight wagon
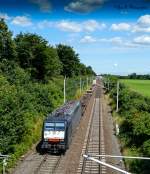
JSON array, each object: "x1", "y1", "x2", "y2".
[{"x1": 41, "y1": 100, "x2": 82, "y2": 153}]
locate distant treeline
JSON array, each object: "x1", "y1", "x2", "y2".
[
  {"x1": 0, "y1": 18, "x2": 95, "y2": 172},
  {"x1": 118, "y1": 73, "x2": 150, "y2": 80}
]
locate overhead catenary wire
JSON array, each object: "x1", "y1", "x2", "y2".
[
  {"x1": 94, "y1": 154, "x2": 150, "y2": 160},
  {"x1": 83, "y1": 154, "x2": 131, "y2": 174}
]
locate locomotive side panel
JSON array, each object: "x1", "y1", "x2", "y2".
[
  {"x1": 66, "y1": 103, "x2": 82, "y2": 148},
  {"x1": 65, "y1": 121, "x2": 72, "y2": 149},
  {"x1": 70, "y1": 103, "x2": 82, "y2": 135}
]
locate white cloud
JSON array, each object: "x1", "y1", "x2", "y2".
[
  {"x1": 114, "y1": 63, "x2": 118, "y2": 67},
  {"x1": 11, "y1": 16, "x2": 32, "y2": 27},
  {"x1": 133, "y1": 35, "x2": 150, "y2": 45},
  {"x1": 123, "y1": 42, "x2": 138, "y2": 48},
  {"x1": 99, "y1": 37, "x2": 123, "y2": 45},
  {"x1": 132, "y1": 15, "x2": 150, "y2": 33},
  {"x1": 30, "y1": 0, "x2": 52, "y2": 12},
  {"x1": 56, "y1": 20, "x2": 106, "y2": 32},
  {"x1": 37, "y1": 20, "x2": 53, "y2": 29},
  {"x1": 65, "y1": 0, "x2": 105, "y2": 13},
  {"x1": 111, "y1": 23, "x2": 131, "y2": 31},
  {"x1": 132, "y1": 25, "x2": 150, "y2": 33},
  {"x1": 99, "y1": 37, "x2": 139, "y2": 48},
  {"x1": 83, "y1": 20, "x2": 106, "y2": 32},
  {"x1": 109, "y1": 37, "x2": 123, "y2": 44},
  {"x1": 37, "y1": 19, "x2": 106, "y2": 33},
  {"x1": 137, "y1": 15, "x2": 150, "y2": 27},
  {"x1": 110, "y1": 15, "x2": 150, "y2": 34},
  {"x1": 56, "y1": 20, "x2": 82, "y2": 32},
  {"x1": 79, "y1": 36, "x2": 124, "y2": 45},
  {"x1": 80, "y1": 35, "x2": 96, "y2": 43},
  {"x1": 0, "y1": 13, "x2": 11, "y2": 20}
]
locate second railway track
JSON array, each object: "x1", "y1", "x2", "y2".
[{"x1": 77, "y1": 86, "x2": 107, "y2": 174}]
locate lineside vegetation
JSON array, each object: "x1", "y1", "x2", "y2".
[{"x1": 104, "y1": 75, "x2": 150, "y2": 174}]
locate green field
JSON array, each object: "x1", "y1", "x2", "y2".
[{"x1": 120, "y1": 79, "x2": 150, "y2": 97}]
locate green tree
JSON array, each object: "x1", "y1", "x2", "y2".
[
  {"x1": 78, "y1": 63, "x2": 87, "y2": 75},
  {"x1": 56, "y1": 44, "x2": 80, "y2": 77},
  {"x1": 32, "y1": 46, "x2": 62, "y2": 80},
  {"x1": 86, "y1": 66, "x2": 96, "y2": 75},
  {"x1": 0, "y1": 19, "x2": 16, "y2": 61},
  {"x1": 14, "y1": 33, "x2": 47, "y2": 69},
  {"x1": 15, "y1": 33, "x2": 62, "y2": 80}
]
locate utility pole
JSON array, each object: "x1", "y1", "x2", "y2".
[
  {"x1": 87, "y1": 77, "x2": 88, "y2": 90},
  {"x1": 3, "y1": 159, "x2": 6, "y2": 174},
  {"x1": 116, "y1": 81, "x2": 119, "y2": 112},
  {"x1": 82, "y1": 81, "x2": 84, "y2": 91},
  {"x1": 64, "y1": 76, "x2": 66, "y2": 104},
  {"x1": 90, "y1": 76, "x2": 92, "y2": 85},
  {"x1": 80, "y1": 77, "x2": 82, "y2": 94},
  {"x1": 107, "y1": 80, "x2": 110, "y2": 91},
  {"x1": 0, "y1": 154, "x2": 9, "y2": 174}
]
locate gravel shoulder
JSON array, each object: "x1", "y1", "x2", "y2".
[{"x1": 101, "y1": 89, "x2": 125, "y2": 174}]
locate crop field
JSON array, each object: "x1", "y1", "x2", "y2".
[{"x1": 120, "y1": 79, "x2": 150, "y2": 97}]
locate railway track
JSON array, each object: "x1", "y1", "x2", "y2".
[
  {"x1": 34, "y1": 154, "x2": 61, "y2": 174},
  {"x1": 13, "y1": 152, "x2": 61, "y2": 174},
  {"x1": 77, "y1": 86, "x2": 107, "y2": 174}
]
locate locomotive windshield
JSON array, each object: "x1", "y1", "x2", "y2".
[
  {"x1": 55, "y1": 122, "x2": 65, "y2": 131},
  {"x1": 44, "y1": 122, "x2": 54, "y2": 130},
  {"x1": 44, "y1": 122, "x2": 65, "y2": 131}
]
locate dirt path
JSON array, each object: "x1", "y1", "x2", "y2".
[{"x1": 101, "y1": 89, "x2": 125, "y2": 174}]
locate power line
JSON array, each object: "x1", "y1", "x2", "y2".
[
  {"x1": 83, "y1": 154, "x2": 131, "y2": 174},
  {"x1": 95, "y1": 154, "x2": 150, "y2": 160}
]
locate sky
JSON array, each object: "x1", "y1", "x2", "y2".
[{"x1": 0, "y1": 0, "x2": 150, "y2": 75}]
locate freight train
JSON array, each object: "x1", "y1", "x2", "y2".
[{"x1": 41, "y1": 84, "x2": 96, "y2": 153}]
